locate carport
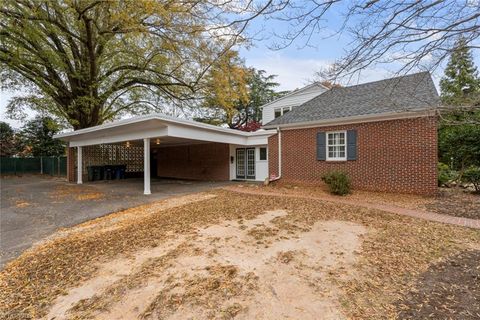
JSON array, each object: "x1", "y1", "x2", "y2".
[{"x1": 54, "y1": 114, "x2": 274, "y2": 195}]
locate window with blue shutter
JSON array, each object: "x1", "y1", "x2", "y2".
[
  {"x1": 347, "y1": 130, "x2": 357, "y2": 160},
  {"x1": 317, "y1": 132, "x2": 326, "y2": 160},
  {"x1": 318, "y1": 130, "x2": 357, "y2": 161}
]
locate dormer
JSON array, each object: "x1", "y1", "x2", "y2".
[{"x1": 260, "y1": 82, "x2": 329, "y2": 125}]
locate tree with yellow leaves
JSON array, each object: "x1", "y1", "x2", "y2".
[
  {"x1": 200, "y1": 51, "x2": 286, "y2": 129},
  {"x1": 202, "y1": 50, "x2": 250, "y2": 128},
  {"x1": 0, "y1": 0, "x2": 271, "y2": 129}
]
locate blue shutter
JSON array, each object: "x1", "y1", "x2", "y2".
[
  {"x1": 347, "y1": 130, "x2": 357, "y2": 160},
  {"x1": 317, "y1": 132, "x2": 326, "y2": 160}
]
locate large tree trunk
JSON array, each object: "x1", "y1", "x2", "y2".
[{"x1": 68, "y1": 102, "x2": 103, "y2": 130}]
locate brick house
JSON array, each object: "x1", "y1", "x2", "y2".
[
  {"x1": 262, "y1": 72, "x2": 439, "y2": 195},
  {"x1": 55, "y1": 72, "x2": 439, "y2": 195}
]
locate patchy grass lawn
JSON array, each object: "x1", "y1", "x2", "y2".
[{"x1": 0, "y1": 189, "x2": 479, "y2": 319}]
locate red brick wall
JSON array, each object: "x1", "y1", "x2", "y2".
[
  {"x1": 67, "y1": 147, "x2": 75, "y2": 182},
  {"x1": 155, "y1": 143, "x2": 230, "y2": 181},
  {"x1": 268, "y1": 116, "x2": 438, "y2": 195}
]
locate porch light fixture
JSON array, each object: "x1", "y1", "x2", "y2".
[
  {"x1": 156, "y1": 138, "x2": 160, "y2": 145},
  {"x1": 126, "y1": 141, "x2": 131, "y2": 148}
]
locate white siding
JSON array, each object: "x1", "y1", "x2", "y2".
[
  {"x1": 261, "y1": 83, "x2": 328, "y2": 125},
  {"x1": 255, "y1": 146, "x2": 269, "y2": 182},
  {"x1": 229, "y1": 144, "x2": 269, "y2": 182}
]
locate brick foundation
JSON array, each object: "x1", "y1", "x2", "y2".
[
  {"x1": 155, "y1": 142, "x2": 229, "y2": 181},
  {"x1": 268, "y1": 117, "x2": 438, "y2": 195}
]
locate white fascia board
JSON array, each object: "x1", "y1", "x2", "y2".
[
  {"x1": 262, "y1": 110, "x2": 436, "y2": 130},
  {"x1": 55, "y1": 113, "x2": 275, "y2": 141},
  {"x1": 167, "y1": 124, "x2": 248, "y2": 145},
  {"x1": 167, "y1": 123, "x2": 272, "y2": 146},
  {"x1": 55, "y1": 113, "x2": 262, "y2": 140},
  {"x1": 65, "y1": 119, "x2": 274, "y2": 147},
  {"x1": 258, "y1": 82, "x2": 329, "y2": 109},
  {"x1": 244, "y1": 134, "x2": 271, "y2": 145},
  {"x1": 69, "y1": 127, "x2": 168, "y2": 147},
  {"x1": 55, "y1": 114, "x2": 162, "y2": 139}
]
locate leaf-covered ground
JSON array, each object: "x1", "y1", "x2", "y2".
[
  {"x1": 396, "y1": 249, "x2": 480, "y2": 319},
  {"x1": 0, "y1": 189, "x2": 478, "y2": 319},
  {"x1": 259, "y1": 183, "x2": 480, "y2": 219},
  {"x1": 423, "y1": 189, "x2": 480, "y2": 220}
]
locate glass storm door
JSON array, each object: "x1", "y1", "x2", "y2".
[
  {"x1": 236, "y1": 148, "x2": 255, "y2": 180},
  {"x1": 246, "y1": 148, "x2": 255, "y2": 179},
  {"x1": 236, "y1": 149, "x2": 246, "y2": 179}
]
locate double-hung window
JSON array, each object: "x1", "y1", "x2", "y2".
[
  {"x1": 326, "y1": 131, "x2": 346, "y2": 161},
  {"x1": 274, "y1": 106, "x2": 292, "y2": 119}
]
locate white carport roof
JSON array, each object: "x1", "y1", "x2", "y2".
[{"x1": 54, "y1": 113, "x2": 275, "y2": 147}]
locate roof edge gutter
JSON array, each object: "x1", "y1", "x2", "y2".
[
  {"x1": 54, "y1": 114, "x2": 277, "y2": 141},
  {"x1": 262, "y1": 109, "x2": 436, "y2": 130}
]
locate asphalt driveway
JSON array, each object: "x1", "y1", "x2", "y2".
[{"x1": 0, "y1": 175, "x2": 232, "y2": 268}]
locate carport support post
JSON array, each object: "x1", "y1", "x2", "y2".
[
  {"x1": 143, "y1": 138, "x2": 151, "y2": 195},
  {"x1": 77, "y1": 146, "x2": 83, "y2": 184}
]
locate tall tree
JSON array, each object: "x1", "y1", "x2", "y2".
[
  {"x1": 439, "y1": 125, "x2": 480, "y2": 171},
  {"x1": 230, "y1": 1, "x2": 480, "y2": 80},
  {"x1": 201, "y1": 50, "x2": 250, "y2": 128},
  {"x1": 0, "y1": 121, "x2": 18, "y2": 156},
  {"x1": 440, "y1": 38, "x2": 480, "y2": 107},
  {"x1": 0, "y1": 0, "x2": 271, "y2": 129},
  {"x1": 247, "y1": 69, "x2": 287, "y2": 122},
  {"x1": 19, "y1": 116, "x2": 66, "y2": 157},
  {"x1": 438, "y1": 38, "x2": 480, "y2": 175},
  {"x1": 199, "y1": 60, "x2": 286, "y2": 129}
]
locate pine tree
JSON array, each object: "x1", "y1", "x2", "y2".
[
  {"x1": 440, "y1": 37, "x2": 480, "y2": 106},
  {"x1": 438, "y1": 37, "x2": 480, "y2": 175}
]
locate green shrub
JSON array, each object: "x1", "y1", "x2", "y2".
[
  {"x1": 463, "y1": 166, "x2": 480, "y2": 192},
  {"x1": 438, "y1": 162, "x2": 455, "y2": 186},
  {"x1": 322, "y1": 171, "x2": 351, "y2": 195}
]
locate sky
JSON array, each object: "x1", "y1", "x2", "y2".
[{"x1": 1, "y1": 2, "x2": 478, "y2": 128}]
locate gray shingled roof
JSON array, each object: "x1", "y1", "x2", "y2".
[{"x1": 264, "y1": 71, "x2": 439, "y2": 127}]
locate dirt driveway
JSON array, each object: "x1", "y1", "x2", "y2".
[
  {"x1": 46, "y1": 208, "x2": 365, "y2": 320},
  {"x1": 1, "y1": 188, "x2": 478, "y2": 319},
  {"x1": 0, "y1": 175, "x2": 232, "y2": 267}
]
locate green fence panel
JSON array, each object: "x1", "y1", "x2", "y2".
[
  {"x1": 0, "y1": 157, "x2": 67, "y2": 176},
  {"x1": 41, "y1": 157, "x2": 67, "y2": 176},
  {"x1": 42, "y1": 157, "x2": 53, "y2": 175},
  {"x1": 0, "y1": 157, "x2": 41, "y2": 174},
  {"x1": 23, "y1": 157, "x2": 42, "y2": 173},
  {"x1": 0, "y1": 157, "x2": 17, "y2": 174},
  {"x1": 59, "y1": 156, "x2": 67, "y2": 175}
]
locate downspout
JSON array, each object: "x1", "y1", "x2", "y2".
[{"x1": 269, "y1": 126, "x2": 282, "y2": 182}]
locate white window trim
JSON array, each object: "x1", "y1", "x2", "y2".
[
  {"x1": 326, "y1": 130, "x2": 347, "y2": 161},
  {"x1": 274, "y1": 106, "x2": 293, "y2": 118},
  {"x1": 258, "y1": 147, "x2": 268, "y2": 161}
]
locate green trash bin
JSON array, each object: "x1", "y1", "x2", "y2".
[
  {"x1": 87, "y1": 166, "x2": 95, "y2": 181},
  {"x1": 87, "y1": 166, "x2": 104, "y2": 181},
  {"x1": 94, "y1": 166, "x2": 104, "y2": 181}
]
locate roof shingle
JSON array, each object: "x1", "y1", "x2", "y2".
[{"x1": 264, "y1": 71, "x2": 439, "y2": 127}]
